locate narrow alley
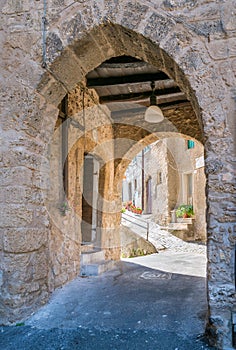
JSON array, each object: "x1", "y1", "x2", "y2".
[{"x1": 0, "y1": 221, "x2": 214, "y2": 350}]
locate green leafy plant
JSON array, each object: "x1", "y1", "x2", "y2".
[
  {"x1": 59, "y1": 201, "x2": 71, "y2": 216},
  {"x1": 136, "y1": 207, "x2": 142, "y2": 214},
  {"x1": 176, "y1": 204, "x2": 194, "y2": 218},
  {"x1": 124, "y1": 201, "x2": 142, "y2": 214},
  {"x1": 125, "y1": 201, "x2": 132, "y2": 210}
]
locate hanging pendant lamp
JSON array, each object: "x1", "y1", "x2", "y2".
[{"x1": 144, "y1": 81, "x2": 164, "y2": 123}]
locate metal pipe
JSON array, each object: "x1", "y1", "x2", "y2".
[{"x1": 61, "y1": 96, "x2": 69, "y2": 198}]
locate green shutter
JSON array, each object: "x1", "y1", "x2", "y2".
[{"x1": 188, "y1": 140, "x2": 195, "y2": 149}]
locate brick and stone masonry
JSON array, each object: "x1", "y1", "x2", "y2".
[{"x1": 0, "y1": 1, "x2": 235, "y2": 348}]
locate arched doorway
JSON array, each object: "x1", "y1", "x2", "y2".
[{"x1": 1, "y1": 8, "x2": 235, "y2": 347}]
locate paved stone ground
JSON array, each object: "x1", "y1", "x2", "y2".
[
  {"x1": 0, "y1": 259, "x2": 215, "y2": 350},
  {"x1": 122, "y1": 212, "x2": 206, "y2": 255},
  {"x1": 0, "y1": 215, "x2": 214, "y2": 350},
  {"x1": 0, "y1": 326, "x2": 215, "y2": 350},
  {"x1": 122, "y1": 250, "x2": 206, "y2": 278}
]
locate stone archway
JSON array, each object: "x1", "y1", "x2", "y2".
[{"x1": 1, "y1": 3, "x2": 235, "y2": 347}]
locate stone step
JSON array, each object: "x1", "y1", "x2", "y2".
[
  {"x1": 168, "y1": 221, "x2": 194, "y2": 242},
  {"x1": 81, "y1": 249, "x2": 105, "y2": 265},
  {"x1": 81, "y1": 242, "x2": 94, "y2": 253},
  {"x1": 168, "y1": 222, "x2": 189, "y2": 230},
  {"x1": 80, "y1": 260, "x2": 116, "y2": 276}
]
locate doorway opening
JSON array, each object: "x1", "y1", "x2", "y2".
[
  {"x1": 39, "y1": 31, "x2": 211, "y2": 346},
  {"x1": 82, "y1": 153, "x2": 100, "y2": 244}
]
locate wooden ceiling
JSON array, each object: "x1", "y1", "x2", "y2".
[{"x1": 86, "y1": 56, "x2": 189, "y2": 117}]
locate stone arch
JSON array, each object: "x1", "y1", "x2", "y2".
[
  {"x1": 36, "y1": 18, "x2": 235, "y2": 345},
  {"x1": 1, "y1": 3, "x2": 235, "y2": 347},
  {"x1": 113, "y1": 130, "x2": 194, "y2": 195},
  {"x1": 39, "y1": 22, "x2": 205, "y2": 135}
]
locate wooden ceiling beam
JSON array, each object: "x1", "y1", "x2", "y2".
[
  {"x1": 99, "y1": 88, "x2": 185, "y2": 104},
  {"x1": 111, "y1": 100, "x2": 191, "y2": 118},
  {"x1": 93, "y1": 79, "x2": 177, "y2": 96},
  {"x1": 86, "y1": 72, "x2": 169, "y2": 88}
]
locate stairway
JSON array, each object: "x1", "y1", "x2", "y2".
[
  {"x1": 168, "y1": 218, "x2": 194, "y2": 241},
  {"x1": 80, "y1": 243, "x2": 116, "y2": 276}
]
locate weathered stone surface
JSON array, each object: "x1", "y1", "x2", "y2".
[
  {"x1": 3, "y1": 228, "x2": 48, "y2": 253},
  {"x1": 2, "y1": 0, "x2": 30, "y2": 15},
  {"x1": 121, "y1": 2, "x2": 149, "y2": 30},
  {"x1": 1, "y1": 1, "x2": 236, "y2": 348},
  {"x1": 144, "y1": 12, "x2": 176, "y2": 44},
  {"x1": 1, "y1": 205, "x2": 33, "y2": 228},
  {"x1": 36, "y1": 71, "x2": 67, "y2": 105},
  {"x1": 47, "y1": 48, "x2": 85, "y2": 91},
  {"x1": 221, "y1": 0, "x2": 236, "y2": 32},
  {"x1": 207, "y1": 37, "x2": 236, "y2": 60},
  {"x1": 61, "y1": 12, "x2": 87, "y2": 44},
  {"x1": 48, "y1": 222, "x2": 80, "y2": 291},
  {"x1": 46, "y1": 32, "x2": 64, "y2": 63},
  {"x1": 0, "y1": 167, "x2": 33, "y2": 187}
]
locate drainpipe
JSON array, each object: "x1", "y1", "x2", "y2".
[
  {"x1": 42, "y1": 0, "x2": 47, "y2": 68},
  {"x1": 61, "y1": 96, "x2": 69, "y2": 198}
]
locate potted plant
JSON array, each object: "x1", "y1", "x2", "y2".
[
  {"x1": 130, "y1": 204, "x2": 135, "y2": 213},
  {"x1": 136, "y1": 207, "x2": 142, "y2": 214},
  {"x1": 126, "y1": 201, "x2": 132, "y2": 211},
  {"x1": 176, "y1": 204, "x2": 194, "y2": 218}
]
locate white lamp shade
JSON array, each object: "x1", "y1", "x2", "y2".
[{"x1": 144, "y1": 105, "x2": 164, "y2": 123}]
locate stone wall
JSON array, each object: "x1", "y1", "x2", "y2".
[
  {"x1": 1, "y1": 1, "x2": 235, "y2": 348},
  {"x1": 123, "y1": 137, "x2": 206, "y2": 241},
  {"x1": 167, "y1": 142, "x2": 180, "y2": 220},
  {"x1": 120, "y1": 225, "x2": 157, "y2": 258},
  {"x1": 143, "y1": 141, "x2": 169, "y2": 225},
  {"x1": 46, "y1": 84, "x2": 105, "y2": 293},
  {"x1": 166, "y1": 137, "x2": 206, "y2": 241}
]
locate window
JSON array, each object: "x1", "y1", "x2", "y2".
[{"x1": 187, "y1": 140, "x2": 195, "y2": 149}]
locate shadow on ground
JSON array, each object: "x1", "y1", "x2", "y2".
[{"x1": 0, "y1": 261, "x2": 216, "y2": 350}]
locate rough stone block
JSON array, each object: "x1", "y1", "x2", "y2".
[
  {"x1": 3, "y1": 228, "x2": 48, "y2": 253},
  {"x1": 121, "y1": 2, "x2": 148, "y2": 30},
  {"x1": 37, "y1": 70, "x2": 67, "y2": 105},
  {"x1": 31, "y1": 250, "x2": 49, "y2": 280},
  {"x1": 0, "y1": 167, "x2": 33, "y2": 187},
  {"x1": 1, "y1": 205, "x2": 33, "y2": 228},
  {"x1": 2, "y1": 252, "x2": 31, "y2": 283},
  {"x1": 2, "y1": 0, "x2": 30, "y2": 14},
  {"x1": 48, "y1": 48, "x2": 85, "y2": 91},
  {"x1": 61, "y1": 12, "x2": 87, "y2": 45},
  {"x1": 0, "y1": 2, "x2": 235, "y2": 349},
  {"x1": 207, "y1": 38, "x2": 236, "y2": 60},
  {"x1": 144, "y1": 12, "x2": 175, "y2": 44}
]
